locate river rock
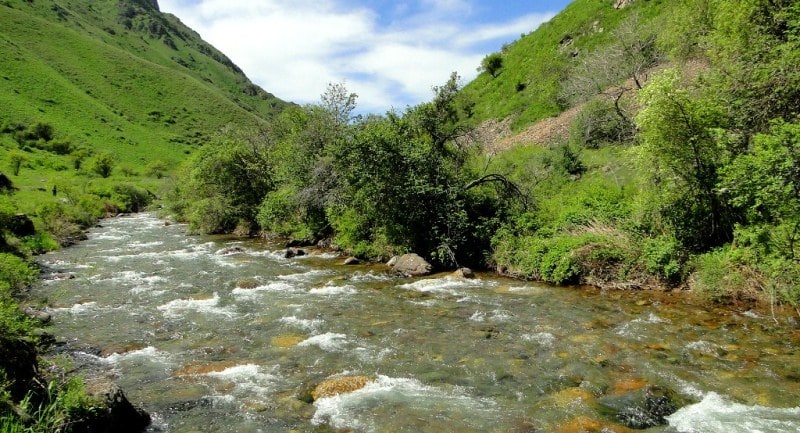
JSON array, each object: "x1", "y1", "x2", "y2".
[
  {"x1": 311, "y1": 376, "x2": 373, "y2": 401},
  {"x1": 388, "y1": 253, "x2": 432, "y2": 277},
  {"x1": 81, "y1": 377, "x2": 151, "y2": 433},
  {"x1": 23, "y1": 307, "x2": 52, "y2": 324},
  {"x1": 217, "y1": 246, "x2": 244, "y2": 255},
  {"x1": 452, "y1": 267, "x2": 475, "y2": 279},
  {"x1": 343, "y1": 257, "x2": 360, "y2": 265},
  {"x1": 598, "y1": 384, "x2": 680, "y2": 429},
  {"x1": 284, "y1": 248, "x2": 307, "y2": 258}
]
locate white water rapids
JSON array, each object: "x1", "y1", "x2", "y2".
[{"x1": 33, "y1": 213, "x2": 800, "y2": 432}]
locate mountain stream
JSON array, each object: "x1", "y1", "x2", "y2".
[{"x1": 33, "y1": 213, "x2": 800, "y2": 432}]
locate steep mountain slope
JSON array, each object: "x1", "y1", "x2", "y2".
[
  {"x1": 460, "y1": 0, "x2": 667, "y2": 132},
  {"x1": 0, "y1": 0, "x2": 288, "y2": 168}
]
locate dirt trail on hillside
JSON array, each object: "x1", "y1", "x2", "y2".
[{"x1": 480, "y1": 60, "x2": 708, "y2": 154}]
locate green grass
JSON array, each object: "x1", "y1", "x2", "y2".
[{"x1": 0, "y1": 0, "x2": 288, "y2": 175}]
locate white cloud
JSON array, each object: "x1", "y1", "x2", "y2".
[{"x1": 158, "y1": 0, "x2": 556, "y2": 114}]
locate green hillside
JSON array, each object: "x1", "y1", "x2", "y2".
[
  {"x1": 0, "y1": 0, "x2": 287, "y2": 168},
  {"x1": 461, "y1": 0, "x2": 667, "y2": 130}
]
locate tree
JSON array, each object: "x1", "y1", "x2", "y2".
[
  {"x1": 479, "y1": 52, "x2": 504, "y2": 78},
  {"x1": 635, "y1": 69, "x2": 735, "y2": 251},
  {"x1": 175, "y1": 134, "x2": 272, "y2": 233},
  {"x1": 561, "y1": 13, "x2": 660, "y2": 124},
  {"x1": 722, "y1": 121, "x2": 800, "y2": 260},
  {"x1": 90, "y1": 152, "x2": 115, "y2": 178},
  {"x1": 8, "y1": 151, "x2": 27, "y2": 176}
]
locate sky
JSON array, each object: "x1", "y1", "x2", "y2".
[{"x1": 157, "y1": 0, "x2": 573, "y2": 114}]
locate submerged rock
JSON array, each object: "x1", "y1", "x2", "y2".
[
  {"x1": 388, "y1": 253, "x2": 432, "y2": 277},
  {"x1": 598, "y1": 384, "x2": 680, "y2": 429},
  {"x1": 311, "y1": 375, "x2": 373, "y2": 401},
  {"x1": 284, "y1": 248, "x2": 307, "y2": 258}
]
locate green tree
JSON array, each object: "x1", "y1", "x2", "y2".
[
  {"x1": 479, "y1": 52, "x2": 504, "y2": 78},
  {"x1": 8, "y1": 151, "x2": 27, "y2": 176},
  {"x1": 174, "y1": 134, "x2": 272, "y2": 233},
  {"x1": 722, "y1": 121, "x2": 800, "y2": 260},
  {"x1": 90, "y1": 152, "x2": 115, "y2": 178},
  {"x1": 635, "y1": 69, "x2": 734, "y2": 251}
]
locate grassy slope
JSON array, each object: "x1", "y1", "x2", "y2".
[
  {"x1": 460, "y1": 0, "x2": 666, "y2": 130},
  {"x1": 0, "y1": 0, "x2": 287, "y2": 170}
]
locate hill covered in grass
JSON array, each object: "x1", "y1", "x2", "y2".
[
  {"x1": 0, "y1": 0, "x2": 287, "y2": 170},
  {"x1": 460, "y1": 0, "x2": 667, "y2": 131}
]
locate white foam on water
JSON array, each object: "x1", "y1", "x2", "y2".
[
  {"x1": 615, "y1": 312, "x2": 670, "y2": 339},
  {"x1": 50, "y1": 302, "x2": 98, "y2": 315},
  {"x1": 127, "y1": 240, "x2": 164, "y2": 249},
  {"x1": 491, "y1": 309, "x2": 514, "y2": 322},
  {"x1": 205, "y1": 364, "x2": 281, "y2": 399},
  {"x1": 685, "y1": 340, "x2": 720, "y2": 357},
  {"x1": 312, "y1": 375, "x2": 497, "y2": 432},
  {"x1": 104, "y1": 346, "x2": 172, "y2": 365},
  {"x1": 397, "y1": 276, "x2": 491, "y2": 296},
  {"x1": 469, "y1": 311, "x2": 486, "y2": 322},
  {"x1": 409, "y1": 299, "x2": 438, "y2": 307},
  {"x1": 298, "y1": 333, "x2": 349, "y2": 352},
  {"x1": 309, "y1": 285, "x2": 358, "y2": 295},
  {"x1": 231, "y1": 282, "x2": 298, "y2": 300},
  {"x1": 278, "y1": 269, "x2": 333, "y2": 283},
  {"x1": 522, "y1": 332, "x2": 556, "y2": 348},
  {"x1": 667, "y1": 392, "x2": 800, "y2": 433},
  {"x1": 156, "y1": 293, "x2": 236, "y2": 318},
  {"x1": 348, "y1": 271, "x2": 394, "y2": 282},
  {"x1": 278, "y1": 315, "x2": 324, "y2": 331}
]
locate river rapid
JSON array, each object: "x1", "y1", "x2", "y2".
[{"x1": 33, "y1": 213, "x2": 800, "y2": 432}]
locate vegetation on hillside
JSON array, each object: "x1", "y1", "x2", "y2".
[{"x1": 169, "y1": 0, "x2": 800, "y2": 313}]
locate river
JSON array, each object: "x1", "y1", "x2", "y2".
[{"x1": 33, "y1": 213, "x2": 800, "y2": 432}]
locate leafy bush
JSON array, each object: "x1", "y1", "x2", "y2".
[
  {"x1": 111, "y1": 183, "x2": 151, "y2": 213},
  {"x1": 691, "y1": 248, "x2": 751, "y2": 303},
  {"x1": 641, "y1": 235, "x2": 685, "y2": 284},
  {"x1": 0, "y1": 254, "x2": 37, "y2": 294},
  {"x1": 90, "y1": 153, "x2": 115, "y2": 178}
]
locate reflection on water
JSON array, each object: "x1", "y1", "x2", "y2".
[{"x1": 34, "y1": 213, "x2": 800, "y2": 432}]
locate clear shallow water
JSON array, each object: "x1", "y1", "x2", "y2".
[{"x1": 34, "y1": 213, "x2": 800, "y2": 432}]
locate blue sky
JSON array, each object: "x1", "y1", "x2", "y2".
[{"x1": 158, "y1": 0, "x2": 573, "y2": 114}]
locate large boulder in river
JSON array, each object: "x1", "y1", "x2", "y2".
[
  {"x1": 388, "y1": 253, "x2": 432, "y2": 277},
  {"x1": 311, "y1": 376, "x2": 373, "y2": 401},
  {"x1": 79, "y1": 377, "x2": 151, "y2": 433}
]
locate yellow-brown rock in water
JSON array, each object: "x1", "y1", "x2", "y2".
[
  {"x1": 271, "y1": 335, "x2": 305, "y2": 348},
  {"x1": 549, "y1": 387, "x2": 596, "y2": 407},
  {"x1": 311, "y1": 376, "x2": 373, "y2": 400}
]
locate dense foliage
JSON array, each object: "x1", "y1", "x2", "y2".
[
  {"x1": 170, "y1": 77, "x2": 522, "y2": 267},
  {"x1": 169, "y1": 0, "x2": 800, "y2": 311}
]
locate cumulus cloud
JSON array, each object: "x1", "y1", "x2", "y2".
[{"x1": 158, "y1": 0, "x2": 556, "y2": 113}]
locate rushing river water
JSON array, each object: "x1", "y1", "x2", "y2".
[{"x1": 33, "y1": 213, "x2": 800, "y2": 433}]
